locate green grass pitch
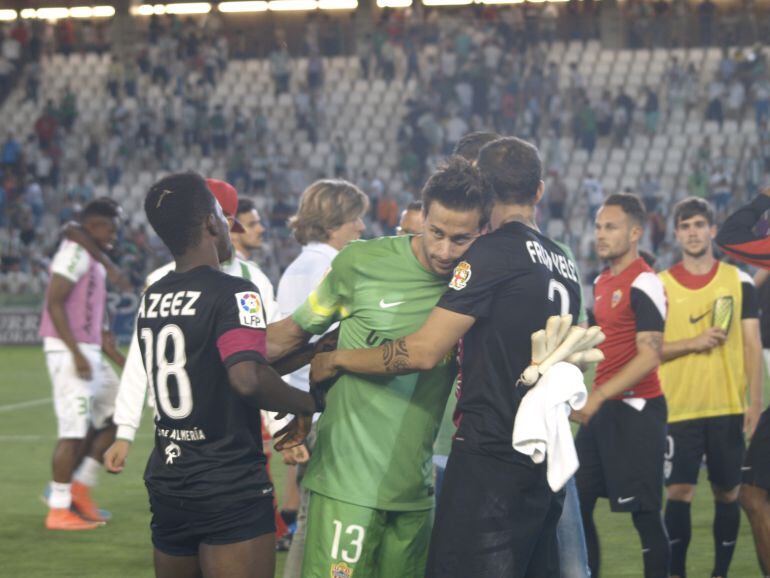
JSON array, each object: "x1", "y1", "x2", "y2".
[{"x1": 0, "y1": 346, "x2": 766, "y2": 577}]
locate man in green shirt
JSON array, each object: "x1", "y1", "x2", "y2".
[{"x1": 267, "y1": 157, "x2": 491, "y2": 577}]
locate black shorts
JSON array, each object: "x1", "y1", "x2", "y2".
[
  {"x1": 149, "y1": 493, "x2": 276, "y2": 557},
  {"x1": 426, "y1": 444, "x2": 563, "y2": 578},
  {"x1": 664, "y1": 414, "x2": 745, "y2": 489},
  {"x1": 743, "y1": 406, "x2": 770, "y2": 491},
  {"x1": 575, "y1": 396, "x2": 667, "y2": 513}
]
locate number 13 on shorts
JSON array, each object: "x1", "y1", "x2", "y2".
[
  {"x1": 302, "y1": 491, "x2": 432, "y2": 578},
  {"x1": 331, "y1": 520, "x2": 365, "y2": 564},
  {"x1": 303, "y1": 492, "x2": 375, "y2": 578}
]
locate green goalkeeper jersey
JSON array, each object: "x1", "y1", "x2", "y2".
[{"x1": 293, "y1": 235, "x2": 455, "y2": 511}]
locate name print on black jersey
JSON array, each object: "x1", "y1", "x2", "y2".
[
  {"x1": 138, "y1": 291, "x2": 200, "y2": 319},
  {"x1": 525, "y1": 240, "x2": 580, "y2": 283}
]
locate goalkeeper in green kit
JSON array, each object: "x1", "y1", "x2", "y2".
[{"x1": 266, "y1": 157, "x2": 491, "y2": 577}]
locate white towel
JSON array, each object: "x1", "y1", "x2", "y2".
[{"x1": 512, "y1": 362, "x2": 587, "y2": 492}]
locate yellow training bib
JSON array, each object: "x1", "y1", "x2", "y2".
[{"x1": 659, "y1": 262, "x2": 747, "y2": 423}]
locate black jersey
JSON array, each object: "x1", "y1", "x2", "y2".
[
  {"x1": 437, "y1": 221, "x2": 582, "y2": 463},
  {"x1": 137, "y1": 265, "x2": 272, "y2": 505}
]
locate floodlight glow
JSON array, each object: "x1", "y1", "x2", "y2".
[
  {"x1": 268, "y1": 0, "x2": 318, "y2": 9},
  {"x1": 0, "y1": 9, "x2": 17, "y2": 20},
  {"x1": 69, "y1": 6, "x2": 94, "y2": 17},
  {"x1": 377, "y1": 0, "x2": 412, "y2": 6},
  {"x1": 218, "y1": 1, "x2": 269, "y2": 12},
  {"x1": 422, "y1": 0, "x2": 472, "y2": 6},
  {"x1": 319, "y1": 0, "x2": 357, "y2": 8},
  {"x1": 36, "y1": 7, "x2": 71, "y2": 19},
  {"x1": 134, "y1": 4, "x2": 165, "y2": 14},
  {"x1": 164, "y1": 3, "x2": 212, "y2": 13},
  {"x1": 92, "y1": 5, "x2": 117, "y2": 16}
]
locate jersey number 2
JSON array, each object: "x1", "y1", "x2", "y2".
[
  {"x1": 140, "y1": 325, "x2": 193, "y2": 419},
  {"x1": 548, "y1": 279, "x2": 571, "y2": 316}
]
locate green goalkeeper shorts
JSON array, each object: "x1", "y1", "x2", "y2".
[{"x1": 300, "y1": 491, "x2": 433, "y2": 578}]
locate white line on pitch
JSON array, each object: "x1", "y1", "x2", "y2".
[
  {"x1": 0, "y1": 398, "x2": 51, "y2": 413},
  {"x1": 0, "y1": 433, "x2": 155, "y2": 442}
]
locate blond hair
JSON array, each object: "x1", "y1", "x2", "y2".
[{"x1": 289, "y1": 179, "x2": 369, "y2": 245}]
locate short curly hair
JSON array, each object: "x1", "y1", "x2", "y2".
[
  {"x1": 421, "y1": 156, "x2": 492, "y2": 228},
  {"x1": 144, "y1": 172, "x2": 215, "y2": 256},
  {"x1": 477, "y1": 137, "x2": 543, "y2": 205}
]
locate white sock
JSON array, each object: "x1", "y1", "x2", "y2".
[
  {"x1": 73, "y1": 457, "x2": 101, "y2": 488},
  {"x1": 49, "y1": 482, "x2": 72, "y2": 510}
]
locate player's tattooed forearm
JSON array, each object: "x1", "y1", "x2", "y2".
[
  {"x1": 383, "y1": 338, "x2": 410, "y2": 373},
  {"x1": 638, "y1": 332, "x2": 663, "y2": 355}
]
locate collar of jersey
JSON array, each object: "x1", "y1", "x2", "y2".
[{"x1": 304, "y1": 242, "x2": 339, "y2": 260}]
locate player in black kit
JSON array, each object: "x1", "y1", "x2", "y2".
[{"x1": 138, "y1": 172, "x2": 322, "y2": 578}]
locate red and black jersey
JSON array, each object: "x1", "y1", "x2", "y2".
[
  {"x1": 593, "y1": 257, "x2": 667, "y2": 399},
  {"x1": 716, "y1": 194, "x2": 770, "y2": 268},
  {"x1": 137, "y1": 265, "x2": 272, "y2": 506}
]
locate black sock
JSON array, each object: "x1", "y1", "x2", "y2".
[
  {"x1": 665, "y1": 500, "x2": 691, "y2": 577},
  {"x1": 579, "y1": 493, "x2": 600, "y2": 577},
  {"x1": 280, "y1": 509, "x2": 297, "y2": 527},
  {"x1": 632, "y1": 510, "x2": 671, "y2": 578},
  {"x1": 712, "y1": 500, "x2": 740, "y2": 577}
]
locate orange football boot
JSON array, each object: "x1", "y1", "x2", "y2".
[
  {"x1": 70, "y1": 481, "x2": 108, "y2": 523},
  {"x1": 45, "y1": 508, "x2": 102, "y2": 531}
]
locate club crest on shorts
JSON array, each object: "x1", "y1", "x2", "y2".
[
  {"x1": 449, "y1": 261, "x2": 472, "y2": 291},
  {"x1": 235, "y1": 291, "x2": 266, "y2": 329},
  {"x1": 330, "y1": 562, "x2": 353, "y2": 578},
  {"x1": 611, "y1": 289, "x2": 623, "y2": 308},
  {"x1": 165, "y1": 441, "x2": 181, "y2": 465}
]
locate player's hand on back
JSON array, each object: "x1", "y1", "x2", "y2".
[
  {"x1": 274, "y1": 415, "x2": 312, "y2": 452},
  {"x1": 73, "y1": 349, "x2": 93, "y2": 380},
  {"x1": 104, "y1": 439, "x2": 131, "y2": 474},
  {"x1": 691, "y1": 327, "x2": 727, "y2": 352},
  {"x1": 310, "y1": 351, "x2": 339, "y2": 385}
]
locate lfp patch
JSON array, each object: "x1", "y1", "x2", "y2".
[
  {"x1": 330, "y1": 562, "x2": 353, "y2": 578},
  {"x1": 449, "y1": 261, "x2": 472, "y2": 291},
  {"x1": 235, "y1": 291, "x2": 266, "y2": 329},
  {"x1": 611, "y1": 289, "x2": 623, "y2": 308}
]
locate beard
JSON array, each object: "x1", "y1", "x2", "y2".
[{"x1": 597, "y1": 245, "x2": 629, "y2": 262}]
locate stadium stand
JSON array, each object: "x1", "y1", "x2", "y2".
[{"x1": 1, "y1": 8, "x2": 769, "y2": 301}]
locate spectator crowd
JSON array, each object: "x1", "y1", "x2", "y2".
[{"x1": 2, "y1": 3, "x2": 770, "y2": 297}]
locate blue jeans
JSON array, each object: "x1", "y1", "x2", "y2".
[{"x1": 557, "y1": 477, "x2": 591, "y2": 578}]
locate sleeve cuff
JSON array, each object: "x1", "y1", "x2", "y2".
[
  {"x1": 223, "y1": 350, "x2": 268, "y2": 369},
  {"x1": 116, "y1": 424, "x2": 137, "y2": 442}
]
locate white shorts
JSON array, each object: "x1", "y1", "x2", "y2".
[{"x1": 45, "y1": 347, "x2": 120, "y2": 439}]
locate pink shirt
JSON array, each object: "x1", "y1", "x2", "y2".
[{"x1": 39, "y1": 240, "x2": 107, "y2": 350}]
